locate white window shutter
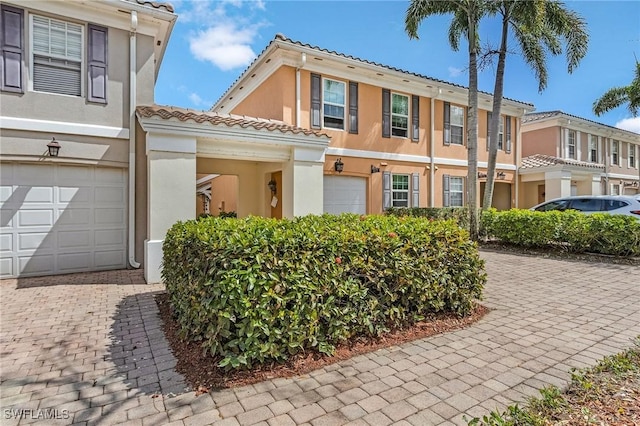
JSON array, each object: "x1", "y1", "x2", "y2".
[{"x1": 411, "y1": 173, "x2": 419, "y2": 207}]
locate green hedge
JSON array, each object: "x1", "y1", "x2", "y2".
[
  {"x1": 162, "y1": 214, "x2": 486, "y2": 370},
  {"x1": 386, "y1": 207, "x2": 469, "y2": 229},
  {"x1": 482, "y1": 208, "x2": 640, "y2": 256}
]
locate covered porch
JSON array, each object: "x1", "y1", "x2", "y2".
[{"x1": 136, "y1": 106, "x2": 329, "y2": 283}]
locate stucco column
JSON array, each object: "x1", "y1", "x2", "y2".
[
  {"x1": 544, "y1": 170, "x2": 572, "y2": 201},
  {"x1": 282, "y1": 146, "x2": 325, "y2": 218},
  {"x1": 145, "y1": 134, "x2": 196, "y2": 283},
  {"x1": 591, "y1": 174, "x2": 603, "y2": 195}
]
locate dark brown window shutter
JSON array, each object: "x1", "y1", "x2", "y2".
[
  {"x1": 486, "y1": 111, "x2": 492, "y2": 151},
  {"x1": 310, "y1": 73, "x2": 321, "y2": 129},
  {"x1": 349, "y1": 81, "x2": 358, "y2": 134},
  {"x1": 505, "y1": 116, "x2": 512, "y2": 153},
  {"x1": 443, "y1": 174, "x2": 450, "y2": 207},
  {"x1": 382, "y1": 88, "x2": 390, "y2": 138},
  {"x1": 87, "y1": 24, "x2": 108, "y2": 103},
  {"x1": 411, "y1": 95, "x2": 419, "y2": 142},
  {"x1": 1, "y1": 5, "x2": 24, "y2": 93},
  {"x1": 444, "y1": 102, "x2": 451, "y2": 145}
]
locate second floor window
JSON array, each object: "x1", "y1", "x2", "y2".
[
  {"x1": 497, "y1": 116, "x2": 504, "y2": 150},
  {"x1": 32, "y1": 15, "x2": 83, "y2": 97},
  {"x1": 391, "y1": 93, "x2": 409, "y2": 137},
  {"x1": 567, "y1": 130, "x2": 576, "y2": 159},
  {"x1": 589, "y1": 135, "x2": 598, "y2": 163},
  {"x1": 444, "y1": 103, "x2": 464, "y2": 145},
  {"x1": 612, "y1": 140, "x2": 619, "y2": 166},
  {"x1": 630, "y1": 144, "x2": 637, "y2": 168},
  {"x1": 323, "y1": 79, "x2": 345, "y2": 129}
]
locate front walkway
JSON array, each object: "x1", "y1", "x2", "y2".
[{"x1": 1, "y1": 251, "x2": 639, "y2": 425}]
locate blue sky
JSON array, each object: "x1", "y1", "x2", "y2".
[{"x1": 156, "y1": 0, "x2": 640, "y2": 133}]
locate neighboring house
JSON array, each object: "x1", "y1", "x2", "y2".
[
  {"x1": 212, "y1": 34, "x2": 534, "y2": 215},
  {"x1": 0, "y1": 0, "x2": 176, "y2": 279},
  {"x1": 520, "y1": 111, "x2": 640, "y2": 207}
]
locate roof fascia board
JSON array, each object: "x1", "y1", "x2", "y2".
[
  {"x1": 138, "y1": 116, "x2": 330, "y2": 149},
  {"x1": 526, "y1": 113, "x2": 640, "y2": 142}
]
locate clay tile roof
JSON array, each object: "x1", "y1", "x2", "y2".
[
  {"x1": 127, "y1": 0, "x2": 174, "y2": 13},
  {"x1": 136, "y1": 105, "x2": 329, "y2": 138},
  {"x1": 213, "y1": 34, "x2": 535, "y2": 110},
  {"x1": 521, "y1": 154, "x2": 605, "y2": 170}
]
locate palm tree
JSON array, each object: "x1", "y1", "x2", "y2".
[
  {"x1": 406, "y1": 0, "x2": 487, "y2": 241},
  {"x1": 593, "y1": 60, "x2": 640, "y2": 117},
  {"x1": 482, "y1": 0, "x2": 588, "y2": 211}
]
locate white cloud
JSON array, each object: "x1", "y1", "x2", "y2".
[
  {"x1": 181, "y1": 0, "x2": 267, "y2": 71},
  {"x1": 448, "y1": 66, "x2": 463, "y2": 78},
  {"x1": 615, "y1": 116, "x2": 640, "y2": 134},
  {"x1": 189, "y1": 23, "x2": 258, "y2": 71},
  {"x1": 188, "y1": 92, "x2": 212, "y2": 108}
]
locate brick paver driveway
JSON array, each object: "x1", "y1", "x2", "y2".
[{"x1": 1, "y1": 251, "x2": 639, "y2": 425}]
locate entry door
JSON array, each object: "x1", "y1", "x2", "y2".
[{"x1": 270, "y1": 172, "x2": 282, "y2": 219}]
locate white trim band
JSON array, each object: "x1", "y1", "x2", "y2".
[{"x1": 1, "y1": 116, "x2": 129, "y2": 139}]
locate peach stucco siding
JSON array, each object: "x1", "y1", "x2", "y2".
[{"x1": 522, "y1": 127, "x2": 559, "y2": 157}]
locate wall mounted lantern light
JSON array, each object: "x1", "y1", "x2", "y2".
[
  {"x1": 371, "y1": 165, "x2": 380, "y2": 174},
  {"x1": 334, "y1": 158, "x2": 344, "y2": 173},
  {"x1": 268, "y1": 179, "x2": 277, "y2": 195},
  {"x1": 47, "y1": 137, "x2": 61, "y2": 157}
]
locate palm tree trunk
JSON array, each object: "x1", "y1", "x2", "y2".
[
  {"x1": 483, "y1": 13, "x2": 509, "y2": 212},
  {"x1": 467, "y1": 11, "x2": 480, "y2": 241}
]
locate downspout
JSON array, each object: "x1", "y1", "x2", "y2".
[
  {"x1": 295, "y1": 53, "x2": 306, "y2": 127},
  {"x1": 429, "y1": 89, "x2": 441, "y2": 207},
  {"x1": 128, "y1": 11, "x2": 140, "y2": 269}
]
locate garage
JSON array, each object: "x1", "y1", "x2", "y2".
[
  {"x1": 323, "y1": 175, "x2": 367, "y2": 214},
  {"x1": 0, "y1": 163, "x2": 127, "y2": 278}
]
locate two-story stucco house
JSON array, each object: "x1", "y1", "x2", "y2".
[
  {"x1": 520, "y1": 111, "x2": 640, "y2": 207},
  {"x1": 211, "y1": 35, "x2": 534, "y2": 215},
  {"x1": 0, "y1": 0, "x2": 176, "y2": 279}
]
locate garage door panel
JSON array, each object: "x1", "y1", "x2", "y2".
[
  {"x1": 23, "y1": 187, "x2": 54, "y2": 203},
  {"x1": 19, "y1": 254, "x2": 54, "y2": 274},
  {"x1": 0, "y1": 163, "x2": 126, "y2": 277},
  {"x1": 96, "y1": 167, "x2": 125, "y2": 183},
  {"x1": 1, "y1": 186, "x2": 13, "y2": 202},
  {"x1": 58, "y1": 186, "x2": 91, "y2": 204},
  {"x1": 1, "y1": 234, "x2": 13, "y2": 252},
  {"x1": 1, "y1": 209, "x2": 15, "y2": 228},
  {"x1": 95, "y1": 250, "x2": 125, "y2": 268},
  {"x1": 58, "y1": 230, "x2": 91, "y2": 249},
  {"x1": 95, "y1": 208, "x2": 124, "y2": 224},
  {"x1": 57, "y1": 208, "x2": 91, "y2": 225},
  {"x1": 95, "y1": 229, "x2": 124, "y2": 246},
  {"x1": 18, "y1": 232, "x2": 52, "y2": 251},
  {"x1": 58, "y1": 252, "x2": 91, "y2": 272},
  {"x1": 0, "y1": 257, "x2": 13, "y2": 276},
  {"x1": 324, "y1": 176, "x2": 367, "y2": 215},
  {"x1": 18, "y1": 210, "x2": 54, "y2": 227},
  {"x1": 95, "y1": 186, "x2": 125, "y2": 203}
]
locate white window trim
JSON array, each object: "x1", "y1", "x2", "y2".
[
  {"x1": 611, "y1": 183, "x2": 620, "y2": 196},
  {"x1": 391, "y1": 92, "x2": 409, "y2": 139},
  {"x1": 629, "y1": 144, "x2": 637, "y2": 169},
  {"x1": 497, "y1": 116, "x2": 504, "y2": 150},
  {"x1": 28, "y1": 13, "x2": 85, "y2": 97},
  {"x1": 567, "y1": 129, "x2": 576, "y2": 160},
  {"x1": 391, "y1": 174, "x2": 410, "y2": 207},
  {"x1": 321, "y1": 77, "x2": 346, "y2": 131},
  {"x1": 611, "y1": 140, "x2": 619, "y2": 166},
  {"x1": 450, "y1": 176, "x2": 464, "y2": 207},
  {"x1": 589, "y1": 135, "x2": 598, "y2": 163},
  {"x1": 450, "y1": 104, "x2": 465, "y2": 146}
]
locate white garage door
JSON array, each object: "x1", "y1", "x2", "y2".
[
  {"x1": 1, "y1": 163, "x2": 127, "y2": 278},
  {"x1": 323, "y1": 176, "x2": 367, "y2": 214}
]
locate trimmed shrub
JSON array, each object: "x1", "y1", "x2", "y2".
[
  {"x1": 386, "y1": 207, "x2": 469, "y2": 229},
  {"x1": 482, "y1": 208, "x2": 640, "y2": 256},
  {"x1": 162, "y1": 214, "x2": 486, "y2": 370}
]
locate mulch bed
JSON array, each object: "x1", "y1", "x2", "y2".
[{"x1": 155, "y1": 293, "x2": 489, "y2": 391}]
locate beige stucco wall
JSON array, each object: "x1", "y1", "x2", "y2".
[
  {"x1": 232, "y1": 67, "x2": 294, "y2": 121},
  {"x1": 194, "y1": 175, "x2": 238, "y2": 216},
  {"x1": 522, "y1": 126, "x2": 559, "y2": 158}
]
